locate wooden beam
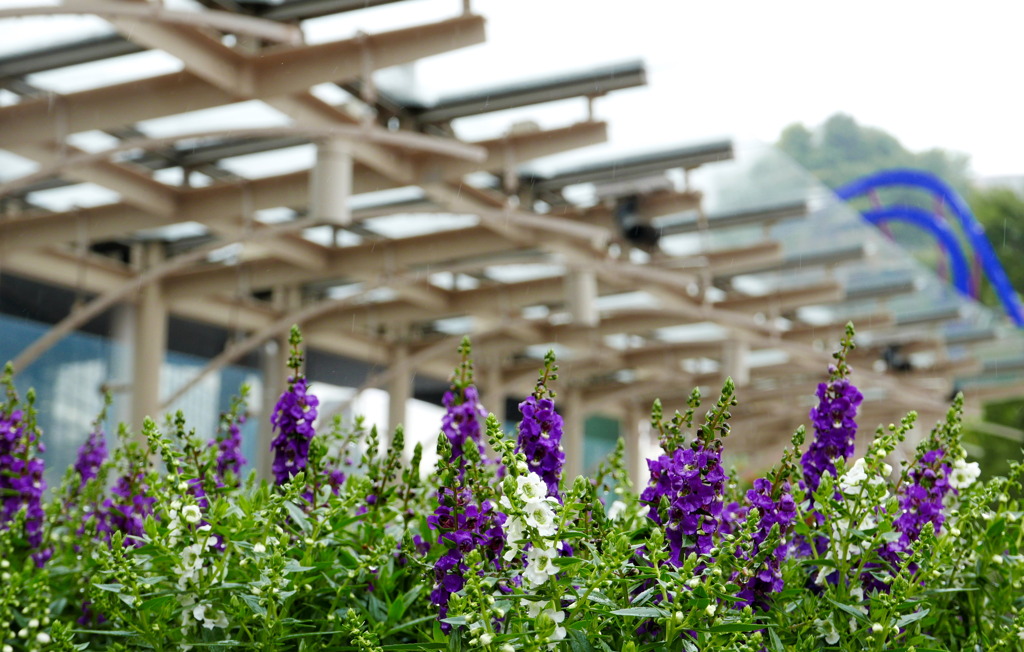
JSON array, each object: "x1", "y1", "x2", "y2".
[{"x1": 0, "y1": 15, "x2": 486, "y2": 148}]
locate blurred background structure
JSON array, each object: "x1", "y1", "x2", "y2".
[{"x1": 2, "y1": 0, "x2": 1023, "y2": 486}]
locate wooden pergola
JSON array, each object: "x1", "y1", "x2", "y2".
[{"x1": 2, "y1": 0, "x2": 1019, "y2": 481}]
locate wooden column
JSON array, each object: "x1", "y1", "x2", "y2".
[
  {"x1": 130, "y1": 242, "x2": 166, "y2": 433},
  {"x1": 722, "y1": 337, "x2": 750, "y2": 387},
  {"x1": 565, "y1": 269, "x2": 599, "y2": 327},
  {"x1": 481, "y1": 356, "x2": 507, "y2": 425},
  {"x1": 257, "y1": 338, "x2": 288, "y2": 480},
  {"x1": 622, "y1": 401, "x2": 645, "y2": 487},
  {"x1": 257, "y1": 286, "x2": 300, "y2": 480},
  {"x1": 388, "y1": 342, "x2": 412, "y2": 437},
  {"x1": 311, "y1": 137, "x2": 353, "y2": 225},
  {"x1": 563, "y1": 387, "x2": 585, "y2": 482}
]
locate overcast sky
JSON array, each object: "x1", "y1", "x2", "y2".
[
  {"x1": 3, "y1": 0, "x2": 1022, "y2": 179},
  {"x1": 311, "y1": 0, "x2": 1024, "y2": 179}
]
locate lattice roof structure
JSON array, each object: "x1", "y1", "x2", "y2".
[{"x1": 2, "y1": 0, "x2": 1023, "y2": 481}]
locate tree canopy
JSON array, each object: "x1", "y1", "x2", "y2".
[{"x1": 777, "y1": 113, "x2": 971, "y2": 194}]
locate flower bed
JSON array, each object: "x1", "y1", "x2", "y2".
[{"x1": 0, "y1": 325, "x2": 1021, "y2": 651}]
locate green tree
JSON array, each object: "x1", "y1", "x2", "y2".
[
  {"x1": 969, "y1": 185, "x2": 1024, "y2": 307},
  {"x1": 777, "y1": 114, "x2": 1024, "y2": 481},
  {"x1": 777, "y1": 113, "x2": 971, "y2": 194}
]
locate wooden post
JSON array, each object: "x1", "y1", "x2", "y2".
[
  {"x1": 311, "y1": 137, "x2": 353, "y2": 225},
  {"x1": 388, "y1": 342, "x2": 412, "y2": 437},
  {"x1": 130, "y1": 241, "x2": 166, "y2": 433},
  {"x1": 258, "y1": 286, "x2": 300, "y2": 480},
  {"x1": 722, "y1": 337, "x2": 750, "y2": 387},
  {"x1": 563, "y1": 387, "x2": 585, "y2": 482},
  {"x1": 622, "y1": 401, "x2": 644, "y2": 487},
  {"x1": 565, "y1": 269, "x2": 599, "y2": 327}
]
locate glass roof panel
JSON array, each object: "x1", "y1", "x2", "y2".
[
  {"x1": 361, "y1": 213, "x2": 477, "y2": 239},
  {"x1": 65, "y1": 130, "x2": 122, "y2": 153},
  {"x1": 0, "y1": 149, "x2": 38, "y2": 181},
  {"x1": 27, "y1": 182, "x2": 119, "y2": 211},
  {"x1": 218, "y1": 143, "x2": 316, "y2": 179},
  {"x1": 0, "y1": 14, "x2": 114, "y2": 59},
  {"x1": 136, "y1": 100, "x2": 292, "y2": 139},
  {"x1": 27, "y1": 50, "x2": 183, "y2": 94}
]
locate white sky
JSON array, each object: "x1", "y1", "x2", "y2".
[
  {"x1": 3, "y1": 0, "x2": 1022, "y2": 177},
  {"x1": 312, "y1": 0, "x2": 1024, "y2": 178}
]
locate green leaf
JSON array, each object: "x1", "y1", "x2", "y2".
[
  {"x1": 283, "y1": 559, "x2": 314, "y2": 573},
  {"x1": 387, "y1": 595, "x2": 405, "y2": 624},
  {"x1": 610, "y1": 607, "x2": 663, "y2": 617},
  {"x1": 139, "y1": 594, "x2": 175, "y2": 613},
  {"x1": 138, "y1": 576, "x2": 167, "y2": 586},
  {"x1": 707, "y1": 623, "x2": 772, "y2": 633},
  {"x1": 895, "y1": 608, "x2": 930, "y2": 629},
  {"x1": 241, "y1": 594, "x2": 266, "y2": 616},
  {"x1": 283, "y1": 500, "x2": 311, "y2": 532},
  {"x1": 94, "y1": 583, "x2": 123, "y2": 593},
  {"x1": 440, "y1": 616, "x2": 467, "y2": 625},
  {"x1": 384, "y1": 615, "x2": 437, "y2": 638},
  {"x1": 567, "y1": 629, "x2": 596, "y2": 652},
  {"x1": 986, "y1": 518, "x2": 1006, "y2": 540},
  {"x1": 825, "y1": 597, "x2": 869, "y2": 624}
]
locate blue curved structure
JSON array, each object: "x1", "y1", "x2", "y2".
[
  {"x1": 860, "y1": 205, "x2": 972, "y2": 297},
  {"x1": 836, "y1": 168, "x2": 1024, "y2": 327}
]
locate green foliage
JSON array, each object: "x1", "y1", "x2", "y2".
[
  {"x1": 778, "y1": 113, "x2": 971, "y2": 194},
  {"x1": 0, "y1": 336, "x2": 1022, "y2": 651}
]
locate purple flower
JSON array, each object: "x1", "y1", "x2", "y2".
[
  {"x1": 736, "y1": 478, "x2": 797, "y2": 611},
  {"x1": 719, "y1": 501, "x2": 750, "y2": 537},
  {"x1": 427, "y1": 487, "x2": 506, "y2": 629},
  {"x1": 801, "y1": 375, "x2": 863, "y2": 494},
  {"x1": 0, "y1": 406, "x2": 48, "y2": 563},
  {"x1": 863, "y1": 447, "x2": 953, "y2": 593},
  {"x1": 516, "y1": 396, "x2": 565, "y2": 500},
  {"x1": 640, "y1": 443, "x2": 727, "y2": 563},
  {"x1": 442, "y1": 384, "x2": 487, "y2": 478},
  {"x1": 270, "y1": 376, "x2": 319, "y2": 485},
  {"x1": 212, "y1": 414, "x2": 246, "y2": 487},
  {"x1": 74, "y1": 427, "x2": 107, "y2": 490},
  {"x1": 103, "y1": 468, "x2": 156, "y2": 546}
]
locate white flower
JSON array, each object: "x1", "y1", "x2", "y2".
[
  {"x1": 502, "y1": 516, "x2": 526, "y2": 562},
  {"x1": 479, "y1": 633, "x2": 493, "y2": 645},
  {"x1": 815, "y1": 618, "x2": 840, "y2": 645},
  {"x1": 949, "y1": 459, "x2": 981, "y2": 489},
  {"x1": 544, "y1": 608, "x2": 566, "y2": 643},
  {"x1": 523, "y1": 546, "x2": 558, "y2": 588},
  {"x1": 838, "y1": 458, "x2": 890, "y2": 496},
  {"x1": 181, "y1": 505, "x2": 202, "y2": 524},
  {"x1": 607, "y1": 500, "x2": 627, "y2": 521},
  {"x1": 187, "y1": 602, "x2": 229, "y2": 630},
  {"x1": 516, "y1": 473, "x2": 548, "y2": 503},
  {"x1": 523, "y1": 500, "x2": 557, "y2": 537},
  {"x1": 253, "y1": 543, "x2": 266, "y2": 554},
  {"x1": 176, "y1": 543, "x2": 207, "y2": 589},
  {"x1": 3, "y1": 644, "x2": 12, "y2": 652},
  {"x1": 871, "y1": 622, "x2": 884, "y2": 634},
  {"x1": 35, "y1": 633, "x2": 51, "y2": 644},
  {"x1": 705, "y1": 604, "x2": 717, "y2": 617}
]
